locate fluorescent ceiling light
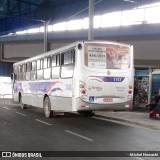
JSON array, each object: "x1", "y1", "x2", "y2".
[
  {"x1": 40, "y1": 26, "x2": 44, "y2": 32},
  {"x1": 145, "y1": 7, "x2": 160, "y2": 23},
  {"x1": 13, "y1": 2, "x2": 160, "y2": 34},
  {"x1": 101, "y1": 12, "x2": 121, "y2": 27},
  {"x1": 67, "y1": 20, "x2": 83, "y2": 30},
  {"x1": 47, "y1": 25, "x2": 53, "y2": 32},
  {"x1": 138, "y1": 2, "x2": 160, "y2": 8},
  {"x1": 94, "y1": 16, "x2": 101, "y2": 28},
  {"x1": 16, "y1": 30, "x2": 27, "y2": 34},
  {"x1": 53, "y1": 22, "x2": 67, "y2": 31},
  {"x1": 27, "y1": 28, "x2": 39, "y2": 33},
  {"x1": 123, "y1": 0, "x2": 135, "y2": 3},
  {"x1": 82, "y1": 18, "x2": 88, "y2": 29}
]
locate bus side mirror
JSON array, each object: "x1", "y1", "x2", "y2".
[
  {"x1": 11, "y1": 73, "x2": 13, "y2": 80},
  {"x1": 11, "y1": 73, "x2": 15, "y2": 83}
]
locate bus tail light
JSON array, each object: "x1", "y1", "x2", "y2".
[
  {"x1": 128, "y1": 83, "x2": 133, "y2": 95},
  {"x1": 81, "y1": 90, "x2": 86, "y2": 94},
  {"x1": 129, "y1": 84, "x2": 133, "y2": 89},
  {"x1": 128, "y1": 90, "x2": 132, "y2": 94},
  {"x1": 80, "y1": 84, "x2": 86, "y2": 89},
  {"x1": 80, "y1": 82, "x2": 87, "y2": 95}
]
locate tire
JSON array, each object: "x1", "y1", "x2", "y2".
[
  {"x1": 19, "y1": 95, "x2": 27, "y2": 109},
  {"x1": 43, "y1": 96, "x2": 53, "y2": 118}
]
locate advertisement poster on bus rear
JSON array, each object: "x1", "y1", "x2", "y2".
[
  {"x1": 85, "y1": 43, "x2": 130, "y2": 69},
  {"x1": 87, "y1": 46, "x2": 106, "y2": 68}
]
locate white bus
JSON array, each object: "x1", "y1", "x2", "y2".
[{"x1": 12, "y1": 41, "x2": 134, "y2": 117}]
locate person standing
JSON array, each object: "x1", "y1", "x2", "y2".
[{"x1": 149, "y1": 92, "x2": 160, "y2": 117}]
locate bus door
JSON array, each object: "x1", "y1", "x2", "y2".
[{"x1": 58, "y1": 49, "x2": 75, "y2": 111}]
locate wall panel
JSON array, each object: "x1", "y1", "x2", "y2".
[{"x1": 4, "y1": 43, "x2": 44, "y2": 58}]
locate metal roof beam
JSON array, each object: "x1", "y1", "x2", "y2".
[
  {"x1": 7, "y1": 0, "x2": 21, "y2": 15},
  {"x1": 7, "y1": 0, "x2": 10, "y2": 14},
  {"x1": 20, "y1": 0, "x2": 41, "y2": 7}
]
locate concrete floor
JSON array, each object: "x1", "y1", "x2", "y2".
[{"x1": 0, "y1": 99, "x2": 159, "y2": 160}]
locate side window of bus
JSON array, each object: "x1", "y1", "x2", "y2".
[
  {"x1": 31, "y1": 61, "x2": 36, "y2": 71},
  {"x1": 43, "y1": 58, "x2": 47, "y2": 69},
  {"x1": 22, "y1": 64, "x2": 26, "y2": 80},
  {"x1": 18, "y1": 65, "x2": 22, "y2": 80},
  {"x1": 18, "y1": 65, "x2": 23, "y2": 80},
  {"x1": 17, "y1": 66, "x2": 20, "y2": 80},
  {"x1": 26, "y1": 62, "x2": 31, "y2": 80},
  {"x1": 61, "y1": 49, "x2": 75, "y2": 78},
  {"x1": 37, "y1": 59, "x2": 43, "y2": 80},
  {"x1": 43, "y1": 57, "x2": 51, "y2": 79},
  {"x1": 31, "y1": 61, "x2": 36, "y2": 80},
  {"x1": 52, "y1": 54, "x2": 60, "y2": 79}
]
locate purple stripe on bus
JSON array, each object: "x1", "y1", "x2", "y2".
[
  {"x1": 14, "y1": 81, "x2": 63, "y2": 94},
  {"x1": 89, "y1": 76, "x2": 125, "y2": 82}
]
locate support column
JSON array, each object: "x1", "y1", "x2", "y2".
[
  {"x1": 148, "y1": 68, "x2": 153, "y2": 104},
  {"x1": 0, "y1": 44, "x2": 4, "y2": 61},
  {"x1": 88, "y1": 0, "x2": 94, "y2": 40},
  {"x1": 44, "y1": 21, "x2": 48, "y2": 52}
]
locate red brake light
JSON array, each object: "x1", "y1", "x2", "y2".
[
  {"x1": 80, "y1": 82, "x2": 87, "y2": 95},
  {"x1": 81, "y1": 90, "x2": 86, "y2": 94},
  {"x1": 128, "y1": 90, "x2": 132, "y2": 94}
]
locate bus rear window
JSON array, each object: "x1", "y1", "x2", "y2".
[{"x1": 84, "y1": 43, "x2": 130, "y2": 69}]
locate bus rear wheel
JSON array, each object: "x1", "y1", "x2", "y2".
[
  {"x1": 19, "y1": 95, "x2": 27, "y2": 109},
  {"x1": 44, "y1": 96, "x2": 53, "y2": 118}
]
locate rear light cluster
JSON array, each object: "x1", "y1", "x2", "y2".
[
  {"x1": 80, "y1": 83, "x2": 87, "y2": 95},
  {"x1": 128, "y1": 83, "x2": 133, "y2": 94}
]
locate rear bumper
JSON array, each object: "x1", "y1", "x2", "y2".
[{"x1": 76, "y1": 98, "x2": 133, "y2": 111}]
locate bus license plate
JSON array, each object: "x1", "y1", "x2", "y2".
[{"x1": 103, "y1": 98, "x2": 113, "y2": 102}]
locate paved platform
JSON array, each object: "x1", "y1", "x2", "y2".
[{"x1": 94, "y1": 110, "x2": 160, "y2": 130}]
